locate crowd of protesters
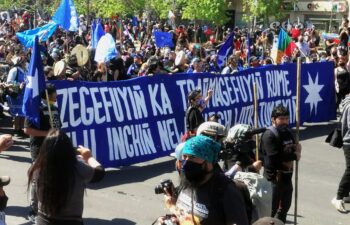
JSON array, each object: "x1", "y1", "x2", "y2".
[
  {"x1": 0, "y1": 11, "x2": 346, "y2": 84},
  {"x1": 0, "y1": 8, "x2": 350, "y2": 225}
]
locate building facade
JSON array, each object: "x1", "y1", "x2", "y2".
[{"x1": 229, "y1": 0, "x2": 349, "y2": 32}]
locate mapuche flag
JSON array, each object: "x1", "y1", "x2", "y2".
[{"x1": 276, "y1": 29, "x2": 296, "y2": 63}]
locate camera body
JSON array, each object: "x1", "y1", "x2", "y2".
[
  {"x1": 220, "y1": 138, "x2": 255, "y2": 161},
  {"x1": 154, "y1": 179, "x2": 173, "y2": 195}
]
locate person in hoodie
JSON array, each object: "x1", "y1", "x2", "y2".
[{"x1": 332, "y1": 86, "x2": 350, "y2": 212}]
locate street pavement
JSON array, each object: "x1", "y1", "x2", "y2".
[{"x1": 0, "y1": 114, "x2": 349, "y2": 225}]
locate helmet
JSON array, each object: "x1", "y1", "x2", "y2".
[
  {"x1": 226, "y1": 124, "x2": 251, "y2": 143},
  {"x1": 196, "y1": 122, "x2": 227, "y2": 141}
]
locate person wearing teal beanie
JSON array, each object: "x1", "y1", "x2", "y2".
[{"x1": 164, "y1": 134, "x2": 249, "y2": 225}]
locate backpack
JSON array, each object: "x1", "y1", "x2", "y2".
[
  {"x1": 175, "y1": 171, "x2": 253, "y2": 224},
  {"x1": 210, "y1": 173, "x2": 253, "y2": 224},
  {"x1": 234, "y1": 171, "x2": 272, "y2": 223}
]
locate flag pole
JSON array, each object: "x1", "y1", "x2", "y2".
[
  {"x1": 45, "y1": 89, "x2": 54, "y2": 128},
  {"x1": 253, "y1": 82, "x2": 259, "y2": 162},
  {"x1": 294, "y1": 57, "x2": 301, "y2": 225}
]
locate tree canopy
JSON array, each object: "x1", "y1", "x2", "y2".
[
  {"x1": 241, "y1": 0, "x2": 288, "y2": 25},
  {"x1": 0, "y1": 0, "x2": 240, "y2": 26}
]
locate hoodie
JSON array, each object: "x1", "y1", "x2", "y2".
[{"x1": 340, "y1": 95, "x2": 350, "y2": 146}]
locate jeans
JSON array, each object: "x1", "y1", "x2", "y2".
[
  {"x1": 271, "y1": 172, "x2": 293, "y2": 223},
  {"x1": 337, "y1": 145, "x2": 350, "y2": 199}
]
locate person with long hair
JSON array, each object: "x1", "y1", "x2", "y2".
[{"x1": 27, "y1": 129, "x2": 105, "y2": 225}]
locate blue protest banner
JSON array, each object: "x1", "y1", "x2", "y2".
[{"x1": 51, "y1": 62, "x2": 335, "y2": 168}]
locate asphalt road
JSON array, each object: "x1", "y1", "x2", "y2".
[{"x1": 0, "y1": 115, "x2": 349, "y2": 225}]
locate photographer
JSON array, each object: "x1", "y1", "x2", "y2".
[
  {"x1": 223, "y1": 124, "x2": 263, "y2": 177},
  {"x1": 161, "y1": 135, "x2": 249, "y2": 225}
]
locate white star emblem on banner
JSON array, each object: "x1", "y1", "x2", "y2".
[
  {"x1": 27, "y1": 68, "x2": 39, "y2": 98},
  {"x1": 303, "y1": 72, "x2": 324, "y2": 115}
]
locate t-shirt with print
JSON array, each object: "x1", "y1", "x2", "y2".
[
  {"x1": 175, "y1": 173, "x2": 249, "y2": 225},
  {"x1": 260, "y1": 127, "x2": 296, "y2": 181}
]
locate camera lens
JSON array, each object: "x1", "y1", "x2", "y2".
[{"x1": 154, "y1": 184, "x2": 164, "y2": 194}]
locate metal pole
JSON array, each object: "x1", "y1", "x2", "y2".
[
  {"x1": 45, "y1": 90, "x2": 54, "y2": 128},
  {"x1": 34, "y1": 0, "x2": 37, "y2": 28},
  {"x1": 294, "y1": 57, "x2": 301, "y2": 225},
  {"x1": 329, "y1": 0, "x2": 334, "y2": 32},
  {"x1": 253, "y1": 82, "x2": 259, "y2": 162},
  {"x1": 87, "y1": 0, "x2": 90, "y2": 27}
]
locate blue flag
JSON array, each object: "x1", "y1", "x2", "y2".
[
  {"x1": 217, "y1": 32, "x2": 234, "y2": 68},
  {"x1": 153, "y1": 31, "x2": 174, "y2": 48},
  {"x1": 91, "y1": 19, "x2": 105, "y2": 49},
  {"x1": 94, "y1": 33, "x2": 118, "y2": 63},
  {"x1": 131, "y1": 16, "x2": 138, "y2": 27},
  {"x1": 16, "y1": 22, "x2": 58, "y2": 48},
  {"x1": 52, "y1": 0, "x2": 79, "y2": 31},
  {"x1": 22, "y1": 36, "x2": 46, "y2": 128}
]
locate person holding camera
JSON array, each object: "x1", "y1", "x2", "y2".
[
  {"x1": 223, "y1": 124, "x2": 264, "y2": 175},
  {"x1": 27, "y1": 129, "x2": 105, "y2": 225},
  {"x1": 260, "y1": 105, "x2": 301, "y2": 223},
  {"x1": 163, "y1": 135, "x2": 249, "y2": 225}
]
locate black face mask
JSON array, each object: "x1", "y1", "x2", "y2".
[{"x1": 181, "y1": 160, "x2": 207, "y2": 184}]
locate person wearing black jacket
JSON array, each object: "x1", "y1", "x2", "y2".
[
  {"x1": 260, "y1": 105, "x2": 301, "y2": 223},
  {"x1": 184, "y1": 89, "x2": 213, "y2": 140}
]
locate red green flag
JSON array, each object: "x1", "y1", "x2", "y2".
[{"x1": 276, "y1": 29, "x2": 296, "y2": 63}]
